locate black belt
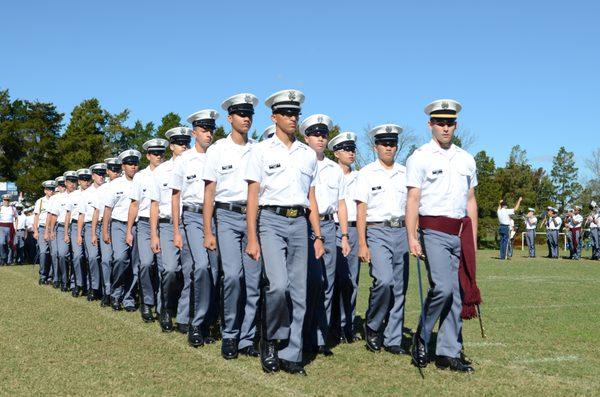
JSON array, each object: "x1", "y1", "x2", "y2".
[
  {"x1": 71, "y1": 219, "x2": 78, "y2": 223},
  {"x1": 336, "y1": 221, "x2": 357, "y2": 227},
  {"x1": 500, "y1": 224, "x2": 510, "y2": 226},
  {"x1": 215, "y1": 202, "x2": 247, "y2": 215},
  {"x1": 17, "y1": 229, "x2": 25, "y2": 231},
  {"x1": 261, "y1": 205, "x2": 306, "y2": 218},
  {"x1": 182, "y1": 204, "x2": 203, "y2": 214},
  {"x1": 138, "y1": 216, "x2": 170, "y2": 224},
  {"x1": 367, "y1": 220, "x2": 406, "y2": 229},
  {"x1": 320, "y1": 214, "x2": 334, "y2": 221},
  {"x1": 138, "y1": 216, "x2": 150, "y2": 222},
  {"x1": 112, "y1": 219, "x2": 127, "y2": 224}
]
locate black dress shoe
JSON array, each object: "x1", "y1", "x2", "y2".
[
  {"x1": 435, "y1": 356, "x2": 475, "y2": 373},
  {"x1": 53, "y1": 282, "x2": 60, "y2": 289},
  {"x1": 60, "y1": 285, "x2": 68, "y2": 292},
  {"x1": 100, "y1": 295, "x2": 111, "y2": 307},
  {"x1": 221, "y1": 338, "x2": 238, "y2": 360},
  {"x1": 124, "y1": 306, "x2": 137, "y2": 312},
  {"x1": 318, "y1": 345, "x2": 334, "y2": 356},
  {"x1": 411, "y1": 334, "x2": 428, "y2": 368},
  {"x1": 111, "y1": 299, "x2": 123, "y2": 311},
  {"x1": 239, "y1": 345, "x2": 260, "y2": 357},
  {"x1": 365, "y1": 325, "x2": 381, "y2": 352},
  {"x1": 260, "y1": 339, "x2": 280, "y2": 373},
  {"x1": 188, "y1": 325, "x2": 204, "y2": 347},
  {"x1": 159, "y1": 310, "x2": 173, "y2": 332},
  {"x1": 176, "y1": 323, "x2": 189, "y2": 334},
  {"x1": 72, "y1": 287, "x2": 81, "y2": 298},
  {"x1": 280, "y1": 359, "x2": 307, "y2": 376},
  {"x1": 140, "y1": 304, "x2": 155, "y2": 323},
  {"x1": 38, "y1": 277, "x2": 44, "y2": 285},
  {"x1": 384, "y1": 345, "x2": 407, "y2": 355}
]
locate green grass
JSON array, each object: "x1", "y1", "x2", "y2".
[{"x1": 1, "y1": 250, "x2": 599, "y2": 396}]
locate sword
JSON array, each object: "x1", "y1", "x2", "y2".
[
  {"x1": 415, "y1": 254, "x2": 427, "y2": 379},
  {"x1": 476, "y1": 304, "x2": 486, "y2": 338}
]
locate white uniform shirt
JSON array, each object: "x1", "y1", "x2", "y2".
[
  {"x1": 67, "y1": 189, "x2": 83, "y2": 223},
  {"x1": 104, "y1": 176, "x2": 135, "y2": 222},
  {"x1": 203, "y1": 135, "x2": 254, "y2": 204},
  {"x1": 16, "y1": 214, "x2": 27, "y2": 230},
  {"x1": 571, "y1": 213, "x2": 583, "y2": 228},
  {"x1": 354, "y1": 160, "x2": 407, "y2": 222},
  {"x1": 314, "y1": 157, "x2": 345, "y2": 215},
  {"x1": 34, "y1": 196, "x2": 52, "y2": 227},
  {"x1": 497, "y1": 208, "x2": 514, "y2": 225},
  {"x1": 244, "y1": 136, "x2": 317, "y2": 208},
  {"x1": 92, "y1": 181, "x2": 113, "y2": 221},
  {"x1": 0, "y1": 205, "x2": 16, "y2": 223},
  {"x1": 130, "y1": 167, "x2": 156, "y2": 218},
  {"x1": 149, "y1": 158, "x2": 176, "y2": 219},
  {"x1": 590, "y1": 213, "x2": 599, "y2": 228},
  {"x1": 334, "y1": 170, "x2": 358, "y2": 223},
  {"x1": 25, "y1": 214, "x2": 34, "y2": 231},
  {"x1": 48, "y1": 192, "x2": 71, "y2": 224},
  {"x1": 546, "y1": 216, "x2": 562, "y2": 230},
  {"x1": 526, "y1": 216, "x2": 537, "y2": 230},
  {"x1": 168, "y1": 148, "x2": 206, "y2": 206},
  {"x1": 79, "y1": 184, "x2": 100, "y2": 222},
  {"x1": 406, "y1": 139, "x2": 477, "y2": 219}
]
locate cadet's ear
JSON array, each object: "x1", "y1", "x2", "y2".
[
  {"x1": 227, "y1": 114, "x2": 233, "y2": 124},
  {"x1": 270, "y1": 114, "x2": 277, "y2": 123}
]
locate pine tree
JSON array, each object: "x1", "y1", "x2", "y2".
[{"x1": 551, "y1": 146, "x2": 582, "y2": 209}]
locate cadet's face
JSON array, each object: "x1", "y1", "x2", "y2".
[
  {"x1": 65, "y1": 180, "x2": 76, "y2": 191},
  {"x1": 170, "y1": 143, "x2": 188, "y2": 156},
  {"x1": 374, "y1": 141, "x2": 398, "y2": 163},
  {"x1": 44, "y1": 188, "x2": 54, "y2": 197},
  {"x1": 271, "y1": 113, "x2": 299, "y2": 135},
  {"x1": 228, "y1": 113, "x2": 253, "y2": 134},
  {"x1": 2, "y1": 199, "x2": 8, "y2": 206},
  {"x1": 146, "y1": 152, "x2": 165, "y2": 167},
  {"x1": 429, "y1": 120, "x2": 457, "y2": 147},
  {"x1": 122, "y1": 163, "x2": 138, "y2": 178},
  {"x1": 107, "y1": 169, "x2": 121, "y2": 180},
  {"x1": 305, "y1": 133, "x2": 328, "y2": 154},
  {"x1": 92, "y1": 173, "x2": 105, "y2": 185},
  {"x1": 193, "y1": 127, "x2": 213, "y2": 149},
  {"x1": 334, "y1": 148, "x2": 356, "y2": 166},
  {"x1": 78, "y1": 179, "x2": 90, "y2": 189}
]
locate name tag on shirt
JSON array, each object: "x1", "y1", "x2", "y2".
[
  {"x1": 186, "y1": 174, "x2": 196, "y2": 180},
  {"x1": 268, "y1": 163, "x2": 281, "y2": 170},
  {"x1": 371, "y1": 186, "x2": 382, "y2": 191},
  {"x1": 221, "y1": 165, "x2": 233, "y2": 171},
  {"x1": 432, "y1": 169, "x2": 443, "y2": 175}
]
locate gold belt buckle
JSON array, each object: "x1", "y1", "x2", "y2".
[
  {"x1": 241, "y1": 206, "x2": 247, "y2": 214},
  {"x1": 286, "y1": 208, "x2": 298, "y2": 217},
  {"x1": 389, "y1": 216, "x2": 400, "y2": 228}
]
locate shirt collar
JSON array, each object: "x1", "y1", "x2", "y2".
[{"x1": 373, "y1": 159, "x2": 403, "y2": 176}]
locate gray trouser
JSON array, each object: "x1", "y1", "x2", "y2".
[
  {"x1": 137, "y1": 219, "x2": 161, "y2": 306},
  {"x1": 0, "y1": 225, "x2": 11, "y2": 264},
  {"x1": 158, "y1": 222, "x2": 184, "y2": 320},
  {"x1": 591, "y1": 228, "x2": 600, "y2": 259},
  {"x1": 56, "y1": 224, "x2": 70, "y2": 287},
  {"x1": 83, "y1": 223, "x2": 101, "y2": 291},
  {"x1": 180, "y1": 211, "x2": 219, "y2": 327},
  {"x1": 15, "y1": 230, "x2": 25, "y2": 263},
  {"x1": 366, "y1": 226, "x2": 409, "y2": 347},
  {"x1": 336, "y1": 225, "x2": 359, "y2": 335},
  {"x1": 547, "y1": 229, "x2": 559, "y2": 258},
  {"x1": 216, "y1": 208, "x2": 260, "y2": 348},
  {"x1": 258, "y1": 210, "x2": 308, "y2": 363},
  {"x1": 69, "y1": 222, "x2": 85, "y2": 288},
  {"x1": 305, "y1": 219, "x2": 337, "y2": 347},
  {"x1": 418, "y1": 228, "x2": 462, "y2": 358},
  {"x1": 572, "y1": 229, "x2": 582, "y2": 258},
  {"x1": 37, "y1": 226, "x2": 51, "y2": 278},
  {"x1": 100, "y1": 222, "x2": 113, "y2": 296},
  {"x1": 110, "y1": 220, "x2": 139, "y2": 306},
  {"x1": 526, "y1": 229, "x2": 536, "y2": 257},
  {"x1": 50, "y1": 229, "x2": 60, "y2": 283}
]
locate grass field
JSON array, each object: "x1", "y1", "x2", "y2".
[{"x1": 1, "y1": 249, "x2": 599, "y2": 396}]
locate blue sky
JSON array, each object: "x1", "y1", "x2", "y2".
[{"x1": 1, "y1": 1, "x2": 598, "y2": 179}]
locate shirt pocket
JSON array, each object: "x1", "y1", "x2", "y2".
[
  {"x1": 184, "y1": 173, "x2": 199, "y2": 184},
  {"x1": 217, "y1": 163, "x2": 235, "y2": 175}
]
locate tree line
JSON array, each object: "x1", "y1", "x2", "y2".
[{"x1": 1, "y1": 88, "x2": 598, "y2": 246}]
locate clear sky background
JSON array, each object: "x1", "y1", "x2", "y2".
[{"x1": 1, "y1": 0, "x2": 598, "y2": 179}]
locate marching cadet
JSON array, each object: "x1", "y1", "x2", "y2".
[
  {"x1": 64, "y1": 170, "x2": 87, "y2": 297},
  {"x1": 203, "y1": 94, "x2": 261, "y2": 358},
  {"x1": 14, "y1": 203, "x2": 26, "y2": 265},
  {"x1": 545, "y1": 207, "x2": 562, "y2": 259},
  {"x1": 261, "y1": 124, "x2": 275, "y2": 141},
  {"x1": 92, "y1": 158, "x2": 122, "y2": 307},
  {"x1": 524, "y1": 208, "x2": 537, "y2": 258},
  {"x1": 24, "y1": 206, "x2": 36, "y2": 263},
  {"x1": 127, "y1": 138, "x2": 168, "y2": 323},
  {"x1": 300, "y1": 114, "x2": 350, "y2": 357},
  {"x1": 564, "y1": 208, "x2": 574, "y2": 258},
  {"x1": 328, "y1": 132, "x2": 362, "y2": 343},
  {"x1": 46, "y1": 176, "x2": 66, "y2": 287},
  {"x1": 102, "y1": 150, "x2": 141, "y2": 311},
  {"x1": 406, "y1": 99, "x2": 479, "y2": 373},
  {"x1": 170, "y1": 111, "x2": 218, "y2": 346},
  {"x1": 355, "y1": 124, "x2": 409, "y2": 356},
  {"x1": 0, "y1": 193, "x2": 17, "y2": 266},
  {"x1": 586, "y1": 201, "x2": 599, "y2": 260},
  {"x1": 47, "y1": 171, "x2": 77, "y2": 291},
  {"x1": 245, "y1": 89, "x2": 324, "y2": 376},
  {"x1": 78, "y1": 165, "x2": 106, "y2": 301},
  {"x1": 148, "y1": 127, "x2": 191, "y2": 332},
  {"x1": 571, "y1": 205, "x2": 584, "y2": 260},
  {"x1": 497, "y1": 197, "x2": 522, "y2": 260},
  {"x1": 34, "y1": 181, "x2": 56, "y2": 283}
]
